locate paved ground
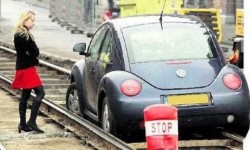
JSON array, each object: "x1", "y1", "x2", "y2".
[
  {"x1": 0, "y1": 0, "x2": 91, "y2": 61},
  {"x1": 0, "y1": 88, "x2": 92, "y2": 150}
]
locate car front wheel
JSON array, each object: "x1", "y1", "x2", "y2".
[{"x1": 66, "y1": 82, "x2": 82, "y2": 116}]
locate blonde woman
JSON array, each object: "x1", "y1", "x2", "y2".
[{"x1": 11, "y1": 10, "x2": 45, "y2": 133}]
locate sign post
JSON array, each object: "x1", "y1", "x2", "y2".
[{"x1": 144, "y1": 104, "x2": 178, "y2": 150}]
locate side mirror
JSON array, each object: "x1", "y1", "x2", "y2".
[{"x1": 73, "y1": 43, "x2": 87, "y2": 55}]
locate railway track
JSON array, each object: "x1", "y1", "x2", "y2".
[
  {"x1": 0, "y1": 45, "x2": 244, "y2": 150},
  {"x1": 0, "y1": 45, "x2": 134, "y2": 150}
]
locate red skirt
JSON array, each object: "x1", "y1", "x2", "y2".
[{"x1": 11, "y1": 66, "x2": 43, "y2": 89}]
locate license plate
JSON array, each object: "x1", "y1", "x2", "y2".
[{"x1": 166, "y1": 93, "x2": 211, "y2": 106}]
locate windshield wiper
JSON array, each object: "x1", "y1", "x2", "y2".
[{"x1": 159, "y1": 0, "x2": 167, "y2": 30}]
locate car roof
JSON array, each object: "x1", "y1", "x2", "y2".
[{"x1": 108, "y1": 14, "x2": 202, "y2": 28}]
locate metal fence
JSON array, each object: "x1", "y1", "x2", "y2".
[
  {"x1": 49, "y1": 0, "x2": 104, "y2": 34},
  {"x1": 23, "y1": 0, "x2": 50, "y2": 9}
]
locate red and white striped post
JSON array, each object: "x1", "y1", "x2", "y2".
[{"x1": 144, "y1": 104, "x2": 178, "y2": 150}]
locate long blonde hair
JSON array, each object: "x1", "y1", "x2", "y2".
[{"x1": 14, "y1": 10, "x2": 36, "y2": 41}]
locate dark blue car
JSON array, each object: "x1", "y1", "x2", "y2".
[{"x1": 66, "y1": 14, "x2": 250, "y2": 138}]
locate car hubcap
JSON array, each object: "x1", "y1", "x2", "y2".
[
  {"x1": 68, "y1": 89, "x2": 79, "y2": 113},
  {"x1": 103, "y1": 104, "x2": 110, "y2": 132}
]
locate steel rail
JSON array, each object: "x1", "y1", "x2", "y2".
[
  {"x1": 0, "y1": 46, "x2": 135, "y2": 150},
  {"x1": 0, "y1": 46, "x2": 71, "y2": 75},
  {"x1": 222, "y1": 131, "x2": 244, "y2": 143},
  {"x1": 0, "y1": 74, "x2": 134, "y2": 150},
  {"x1": 0, "y1": 44, "x2": 244, "y2": 150}
]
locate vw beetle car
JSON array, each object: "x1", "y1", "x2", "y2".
[{"x1": 66, "y1": 14, "x2": 250, "y2": 137}]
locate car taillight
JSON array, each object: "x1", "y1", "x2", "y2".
[
  {"x1": 223, "y1": 73, "x2": 242, "y2": 90},
  {"x1": 120, "y1": 80, "x2": 142, "y2": 96}
]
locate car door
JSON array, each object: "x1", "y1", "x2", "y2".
[
  {"x1": 94, "y1": 28, "x2": 114, "y2": 100},
  {"x1": 84, "y1": 26, "x2": 108, "y2": 113}
]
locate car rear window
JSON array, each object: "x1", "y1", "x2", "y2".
[{"x1": 122, "y1": 22, "x2": 217, "y2": 63}]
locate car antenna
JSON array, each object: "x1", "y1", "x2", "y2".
[{"x1": 159, "y1": 0, "x2": 167, "y2": 30}]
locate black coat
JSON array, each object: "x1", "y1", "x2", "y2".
[{"x1": 14, "y1": 32, "x2": 39, "y2": 70}]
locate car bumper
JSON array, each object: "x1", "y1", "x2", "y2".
[{"x1": 107, "y1": 92, "x2": 250, "y2": 131}]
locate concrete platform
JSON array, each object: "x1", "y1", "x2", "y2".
[{"x1": 0, "y1": 87, "x2": 91, "y2": 150}]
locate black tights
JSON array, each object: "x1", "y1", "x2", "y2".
[
  {"x1": 19, "y1": 86, "x2": 45, "y2": 133},
  {"x1": 20, "y1": 86, "x2": 45, "y2": 104}
]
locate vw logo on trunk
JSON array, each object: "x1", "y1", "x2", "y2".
[{"x1": 176, "y1": 69, "x2": 186, "y2": 78}]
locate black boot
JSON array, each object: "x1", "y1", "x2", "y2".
[
  {"x1": 26, "y1": 100, "x2": 44, "y2": 133},
  {"x1": 18, "y1": 99, "x2": 33, "y2": 133}
]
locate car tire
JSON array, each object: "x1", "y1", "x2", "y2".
[
  {"x1": 66, "y1": 82, "x2": 82, "y2": 116},
  {"x1": 101, "y1": 97, "x2": 117, "y2": 136}
]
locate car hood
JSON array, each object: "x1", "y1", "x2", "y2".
[{"x1": 130, "y1": 59, "x2": 221, "y2": 89}]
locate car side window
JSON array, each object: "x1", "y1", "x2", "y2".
[
  {"x1": 88, "y1": 27, "x2": 108, "y2": 60},
  {"x1": 99, "y1": 30, "x2": 113, "y2": 64}
]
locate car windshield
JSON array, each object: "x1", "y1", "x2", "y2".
[{"x1": 122, "y1": 22, "x2": 216, "y2": 63}]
